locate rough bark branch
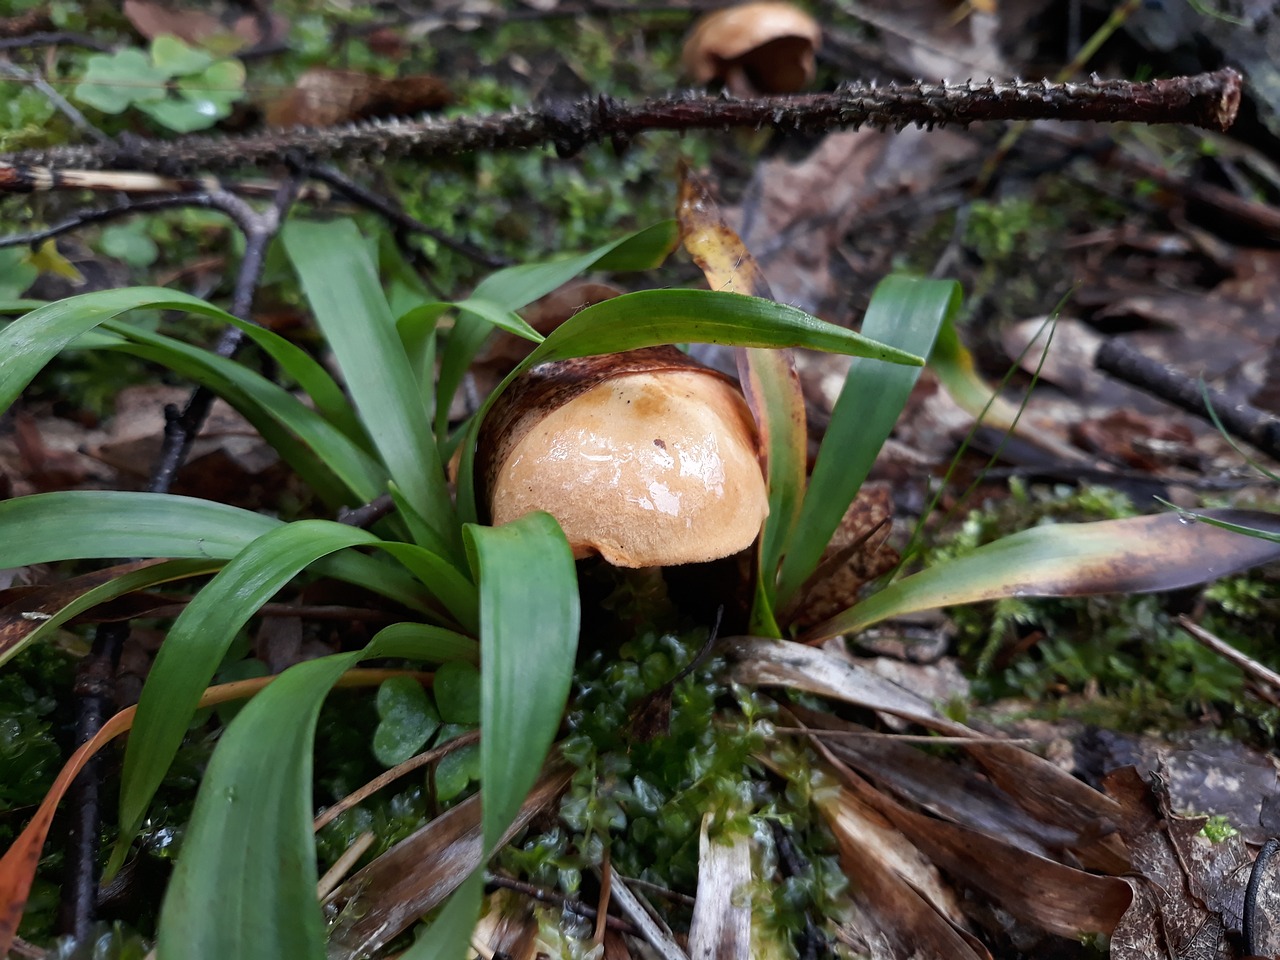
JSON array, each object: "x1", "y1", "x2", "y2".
[{"x1": 0, "y1": 70, "x2": 1242, "y2": 188}]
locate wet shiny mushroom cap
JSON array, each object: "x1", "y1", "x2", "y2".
[{"x1": 479, "y1": 347, "x2": 769, "y2": 567}]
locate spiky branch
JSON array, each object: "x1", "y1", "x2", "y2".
[{"x1": 0, "y1": 70, "x2": 1242, "y2": 188}]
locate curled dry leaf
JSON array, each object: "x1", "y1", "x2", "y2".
[
  {"x1": 124, "y1": 0, "x2": 286, "y2": 49},
  {"x1": 1104, "y1": 766, "x2": 1259, "y2": 960},
  {"x1": 682, "y1": 2, "x2": 822, "y2": 96},
  {"x1": 478, "y1": 346, "x2": 768, "y2": 567}
]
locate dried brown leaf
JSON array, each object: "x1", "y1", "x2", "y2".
[
  {"x1": 325, "y1": 764, "x2": 572, "y2": 959},
  {"x1": 1106, "y1": 766, "x2": 1254, "y2": 960}
]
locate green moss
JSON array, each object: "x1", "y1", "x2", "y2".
[{"x1": 927, "y1": 483, "x2": 1280, "y2": 732}]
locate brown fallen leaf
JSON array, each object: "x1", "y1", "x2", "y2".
[
  {"x1": 1105, "y1": 766, "x2": 1256, "y2": 960},
  {"x1": 123, "y1": 0, "x2": 287, "y2": 50},
  {"x1": 815, "y1": 781, "x2": 991, "y2": 960},
  {"x1": 265, "y1": 69, "x2": 452, "y2": 129}
]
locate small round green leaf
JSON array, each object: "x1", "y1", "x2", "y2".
[
  {"x1": 434, "y1": 739, "x2": 480, "y2": 802},
  {"x1": 74, "y1": 49, "x2": 168, "y2": 112},
  {"x1": 372, "y1": 677, "x2": 440, "y2": 767}
]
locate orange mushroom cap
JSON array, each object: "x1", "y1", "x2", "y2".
[{"x1": 479, "y1": 347, "x2": 769, "y2": 567}]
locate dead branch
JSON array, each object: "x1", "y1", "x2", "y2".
[{"x1": 0, "y1": 70, "x2": 1242, "y2": 189}]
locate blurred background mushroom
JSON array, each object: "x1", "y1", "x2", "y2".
[
  {"x1": 681, "y1": 1, "x2": 823, "y2": 97},
  {"x1": 478, "y1": 346, "x2": 769, "y2": 568}
]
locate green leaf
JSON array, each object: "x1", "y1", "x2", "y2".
[
  {"x1": 0, "y1": 490, "x2": 433, "y2": 617},
  {"x1": 801, "y1": 508, "x2": 1280, "y2": 643},
  {"x1": 282, "y1": 220, "x2": 461, "y2": 563},
  {"x1": 373, "y1": 677, "x2": 440, "y2": 767},
  {"x1": 741, "y1": 347, "x2": 806, "y2": 636},
  {"x1": 433, "y1": 661, "x2": 480, "y2": 725},
  {"x1": 73, "y1": 49, "x2": 168, "y2": 112},
  {"x1": 354, "y1": 622, "x2": 478, "y2": 664},
  {"x1": 456, "y1": 287, "x2": 924, "y2": 522},
  {"x1": 99, "y1": 222, "x2": 159, "y2": 268},
  {"x1": 0, "y1": 287, "x2": 239, "y2": 412},
  {"x1": 400, "y1": 872, "x2": 485, "y2": 960},
  {"x1": 154, "y1": 59, "x2": 244, "y2": 132},
  {"x1": 464, "y1": 512, "x2": 578, "y2": 851},
  {"x1": 95, "y1": 320, "x2": 385, "y2": 507},
  {"x1": 116, "y1": 521, "x2": 385, "y2": 863},
  {"x1": 434, "y1": 738, "x2": 481, "y2": 801},
  {"x1": 153, "y1": 588, "x2": 503, "y2": 959},
  {"x1": 149, "y1": 36, "x2": 214, "y2": 77},
  {"x1": 0, "y1": 559, "x2": 220, "y2": 669},
  {"x1": 434, "y1": 221, "x2": 679, "y2": 440},
  {"x1": 775, "y1": 277, "x2": 961, "y2": 610},
  {"x1": 154, "y1": 617, "x2": 465, "y2": 959}
]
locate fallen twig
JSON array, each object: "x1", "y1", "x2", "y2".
[
  {"x1": 1094, "y1": 339, "x2": 1280, "y2": 463},
  {"x1": 0, "y1": 70, "x2": 1242, "y2": 189}
]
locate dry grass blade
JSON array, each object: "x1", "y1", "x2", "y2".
[
  {"x1": 819, "y1": 745, "x2": 1132, "y2": 938},
  {"x1": 724, "y1": 636, "x2": 965, "y2": 732},
  {"x1": 815, "y1": 785, "x2": 989, "y2": 960},
  {"x1": 687, "y1": 814, "x2": 753, "y2": 960},
  {"x1": 324, "y1": 763, "x2": 572, "y2": 959}
]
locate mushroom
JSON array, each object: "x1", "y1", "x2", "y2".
[
  {"x1": 478, "y1": 346, "x2": 769, "y2": 567},
  {"x1": 682, "y1": 2, "x2": 823, "y2": 97}
]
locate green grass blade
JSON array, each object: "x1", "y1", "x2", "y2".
[
  {"x1": 455, "y1": 288, "x2": 923, "y2": 522},
  {"x1": 464, "y1": 512, "x2": 578, "y2": 851},
  {"x1": 433, "y1": 221, "x2": 679, "y2": 439},
  {"x1": 116, "y1": 521, "x2": 384, "y2": 860},
  {"x1": 157, "y1": 653, "x2": 340, "y2": 960},
  {"x1": 801, "y1": 508, "x2": 1280, "y2": 643},
  {"x1": 469, "y1": 220, "x2": 679, "y2": 310},
  {"x1": 0, "y1": 559, "x2": 220, "y2": 668},
  {"x1": 775, "y1": 277, "x2": 961, "y2": 610},
  {"x1": 0, "y1": 491, "x2": 432, "y2": 614},
  {"x1": 155, "y1": 617, "x2": 462, "y2": 960},
  {"x1": 742, "y1": 347, "x2": 805, "y2": 636},
  {"x1": 399, "y1": 872, "x2": 485, "y2": 960},
  {"x1": 283, "y1": 219, "x2": 461, "y2": 562},
  {"x1": 378, "y1": 542, "x2": 479, "y2": 634},
  {"x1": 99, "y1": 322, "x2": 387, "y2": 506},
  {"x1": 0, "y1": 287, "x2": 242, "y2": 411},
  {"x1": 0, "y1": 491, "x2": 279, "y2": 563}
]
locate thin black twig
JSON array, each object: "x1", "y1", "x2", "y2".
[
  {"x1": 484, "y1": 874, "x2": 641, "y2": 936},
  {"x1": 0, "y1": 60, "x2": 110, "y2": 144},
  {"x1": 337, "y1": 494, "x2": 396, "y2": 529},
  {"x1": 1094, "y1": 339, "x2": 1280, "y2": 462},
  {"x1": 0, "y1": 193, "x2": 221, "y2": 249},
  {"x1": 56, "y1": 620, "x2": 127, "y2": 943},
  {"x1": 57, "y1": 177, "x2": 300, "y2": 940},
  {"x1": 0, "y1": 70, "x2": 1243, "y2": 183},
  {"x1": 0, "y1": 31, "x2": 114, "y2": 52},
  {"x1": 147, "y1": 178, "x2": 300, "y2": 492},
  {"x1": 304, "y1": 164, "x2": 510, "y2": 268}
]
